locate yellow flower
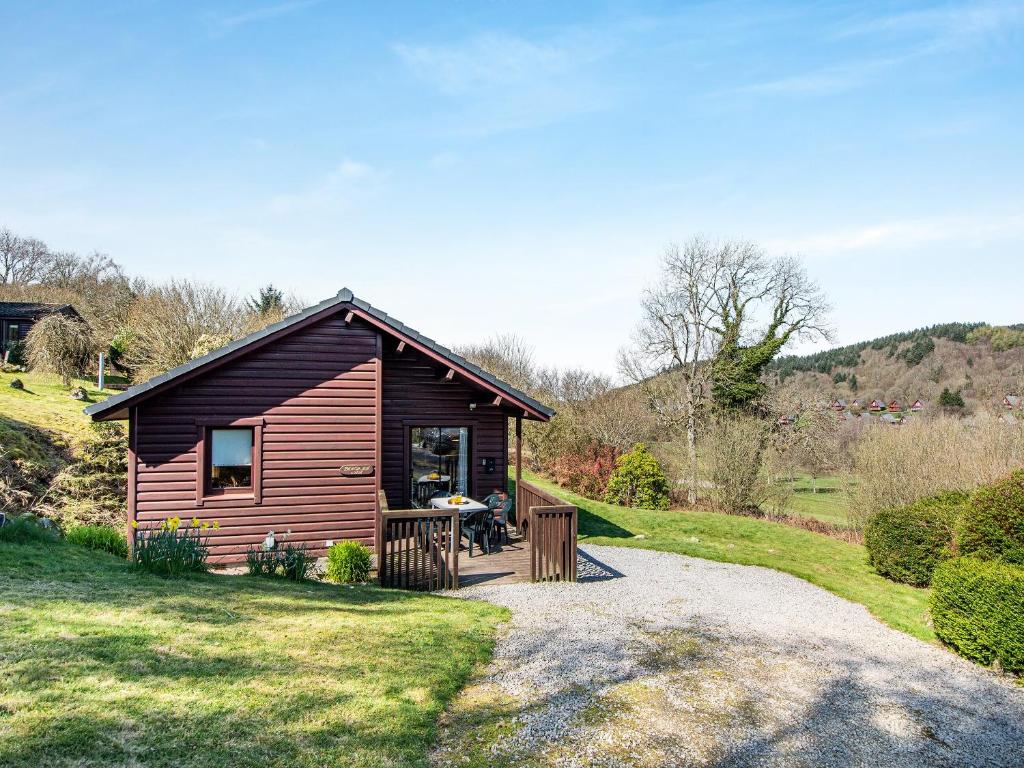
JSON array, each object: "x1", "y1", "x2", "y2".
[
  {"x1": 201, "y1": 522, "x2": 209, "y2": 530},
  {"x1": 167, "y1": 516, "x2": 181, "y2": 532},
  {"x1": 131, "y1": 520, "x2": 138, "y2": 529},
  {"x1": 191, "y1": 517, "x2": 200, "y2": 527},
  {"x1": 212, "y1": 520, "x2": 220, "y2": 530}
]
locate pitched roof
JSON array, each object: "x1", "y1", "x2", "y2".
[
  {"x1": 85, "y1": 288, "x2": 554, "y2": 422},
  {"x1": 0, "y1": 301, "x2": 80, "y2": 320}
]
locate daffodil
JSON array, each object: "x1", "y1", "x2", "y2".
[
  {"x1": 191, "y1": 517, "x2": 200, "y2": 527},
  {"x1": 131, "y1": 520, "x2": 138, "y2": 529},
  {"x1": 212, "y1": 520, "x2": 220, "y2": 530}
]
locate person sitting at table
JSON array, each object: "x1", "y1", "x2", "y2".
[{"x1": 491, "y1": 491, "x2": 512, "y2": 544}]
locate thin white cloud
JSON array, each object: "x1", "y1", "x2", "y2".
[
  {"x1": 269, "y1": 158, "x2": 388, "y2": 214},
  {"x1": 739, "y1": 1, "x2": 1024, "y2": 97},
  {"x1": 392, "y1": 28, "x2": 619, "y2": 133},
  {"x1": 207, "y1": 0, "x2": 320, "y2": 32},
  {"x1": 429, "y1": 151, "x2": 460, "y2": 170},
  {"x1": 765, "y1": 212, "x2": 1024, "y2": 256}
]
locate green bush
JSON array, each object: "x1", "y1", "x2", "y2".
[
  {"x1": 931, "y1": 557, "x2": 1024, "y2": 673},
  {"x1": 326, "y1": 541, "x2": 372, "y2": 584},
  {"x1": 957, "y1": 469, "x2": 1024, "y2": 565},
  {"x1": 66, "y1": 524, "x2": 129, "y2": 558},
  {"x1": 0, "y1": 513, "x2": 60, "y2": 544},
  {"x1": 604, "y1": 444, "x2": 670, "y2": 510},
  {"x1": 133, "y1": 516, "x2": 213, "y2": 577},
  {"x1": 864, "y1": 491, "x2": 968, "y2": 586},
  {"x1": 246, "y1": 542, "x2": 315, "y2": 582}
]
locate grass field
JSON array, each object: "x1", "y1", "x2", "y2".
[
  {"x1": 521, "y1": 472, "x2": 933, "y2": 643},
  {"x1": 780, "y1": 474, "x2": 853, "y2": 527},
  {"x1": 0, "y1": 541, "x2": 505, "y2": 768},
  {"x1": 0, "y1": 371, "x2": 114, "y2": 442}
]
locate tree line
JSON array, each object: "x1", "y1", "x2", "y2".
[{"x1": 1, "y1": 225, "x2": 299, "y2": 382}]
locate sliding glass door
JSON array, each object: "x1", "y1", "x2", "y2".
[{"x1": 409, "y1": 426, "x2": 470, "y2": 507}]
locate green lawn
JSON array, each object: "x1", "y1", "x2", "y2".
[
  {"x1": 0, "y1": 371, "x2": 115, "y2": 443},
  {"x1": 521, "y1": 472, "x2": 934, "y2": 643},
  {"x1": 0, "y1": 541, "x2": 506, "y2": 768},
  {"x1": 779, "y1": 474, "x2": 853, "y2": 527}
]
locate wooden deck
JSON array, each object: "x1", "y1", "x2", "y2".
[{"x1": 458, "y1": 531, "x2": 532, "y2": 586}]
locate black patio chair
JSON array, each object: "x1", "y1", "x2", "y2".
[
  {"x1": 461, "y1": 508, "x2": 494, "y2": 557},
  {"x1": 491, "y1": 498, "x2": 513, "y2": 544}
]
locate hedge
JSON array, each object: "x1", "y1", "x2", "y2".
[
  {"x1": 864, "y1": 491, "x2": 967, "y2": 587},
  {"x1": 931, "y1": 557, "x2": 1024, "y2": 673},
  {"x1": 957, "y1": 469, "x2": 1024, "y2": 565}
]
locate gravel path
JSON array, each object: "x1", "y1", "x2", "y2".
[{"x1": 432, "y1": 545, "x2": 1024, "y2": 768}]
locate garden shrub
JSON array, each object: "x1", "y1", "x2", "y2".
[
  {"x1": 66, "y1": 524, "x2": 129, "y2": 558},
  {"x1": 931, "y1": 557, "x2": 1024, "y2": 673},
  {"x1": 547, "y1": 442, "x2": 618, "y2": 500},
  {"x1": 326, "y1": 541, "x2": 372, "y2": 583},
  {"x1": 246, "y1": 542, "x2": 315, "y2": 582},
  {"x1": 133, "y1": 516, "x2": 215, "y2": 577},
  {"x1": 864, "y1": 491, "x2": 968, "y2": 586},
  {"x1": 956, "y1": 469, "x2": 1024, "y2": 565},
  {"x1": 604, "y1": 443, "x2": 670, "y2": 510},
  {"x1": 0, "y1": 513, "x2": 59, "y2": 544},
  {"x1": 25, "y1": 313, "x2": 94, "y2": 386}
]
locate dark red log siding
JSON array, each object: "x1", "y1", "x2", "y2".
[
  {"x1": 381, "y1": 345, "x2": 508, "y2": 509},
  {"x1": 133, "y1": 315, "x2": 380, "y2": 563}
]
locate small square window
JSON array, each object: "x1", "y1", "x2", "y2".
[{"x1": 209, "y1": 428, "x2": 253, "y2": 489}]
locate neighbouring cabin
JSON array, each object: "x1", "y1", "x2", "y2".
[
  {"x1": 868, "y1": 399, "x2": 886, "y2": 412},
  {"x1": 86, "y1": 289, "x2": 576, "y2": 588},
  {"x1": 0, "y1": 302, "x2": 83, "y2": 359},
  {"x1": 887, "y1": 400, "x2": 902, "y2": 413},
  {"x1": 1004, "y1": 395, "x2": 1022, "y2": 410},
  {"x1": 909, "y1": 399, "x2": 925, "y2": 412},
  {"x1": 830, "y1": 398, "x2": 847, "y2": 411}
]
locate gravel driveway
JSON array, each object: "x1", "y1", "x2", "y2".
[{"x1": 432, "y1": 545, "x2": 1024, "y2": 768}]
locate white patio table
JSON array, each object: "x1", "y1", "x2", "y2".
[{"x1": 429, "y1": 496, "x2": 487, "y2": 515}]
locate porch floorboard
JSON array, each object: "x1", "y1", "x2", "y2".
[{"x1": 458, "y1": 531, "x2": 531, "y2": 586}]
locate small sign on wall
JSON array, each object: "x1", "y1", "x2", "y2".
[{"x1": 339, "y1": 464, "x2": 375, "y2": 477}]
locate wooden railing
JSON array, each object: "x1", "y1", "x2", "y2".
[
  {"x1": 516, "y1": 479, "x2": 578, "y2": 582},
  {"x1": 378, "y1": 491, "x2": 459, "y2": 590}
]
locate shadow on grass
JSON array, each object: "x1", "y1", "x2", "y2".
[{"x1": 577, "y1": 505, "x2": 634, "y2": 540}]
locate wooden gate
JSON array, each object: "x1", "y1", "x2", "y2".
[
  {"x1": 517, "y1": 480, "x2": 578, "y2": 582},
  {"x1": 378, "y1": 508, "x2": 459, "y2": 590}
]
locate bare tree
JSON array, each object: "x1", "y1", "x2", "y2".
[
  {"x1": 122, "y1": 280, "x2": 248, "y2": 379},
  {"x1": 620, "y1": 239, "x2": 726, "y2": 504},
  {"x1": 458, "y1": 333, "x2": 536, "y2": 394},
  {"x1": 712, "y1": 250, "x2": 832, "y2": 410},
  {"x1": 622, "y1": 238, "x2": 831, "y2": 505},
  {"x1": 0, "y1": 229, "x2": 52, "y2": 284}
]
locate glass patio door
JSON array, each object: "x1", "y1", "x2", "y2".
[{"x1": 409, "y1": 426, "x2": 470, "y2": 507}]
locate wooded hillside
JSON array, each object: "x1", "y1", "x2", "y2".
[{"x1": 771, "y1": 323, "x2": 1024, "y2": 409}]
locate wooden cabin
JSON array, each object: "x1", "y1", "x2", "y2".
[
  {"x1": 0, "y1": 302, "x2": 82, "y2": 359},
  {"x1": 909, "y1": 399, "x2": 925, "y2": 412},
  {"x1": 830, "y1": 398, "x2": 847, "y2": 411},
  {"x1": 1004, "y1": 395, "x2": 1022, "y2": 410},
  {"x1": 887, "y1": 400, "x2": 902, "y2": 413},
  {"x1": 85, "y1": 289, "x2": 574, "y2": 585},
  {"x1": 868, "y1": 399, "x2": 886, "y2": 412}
]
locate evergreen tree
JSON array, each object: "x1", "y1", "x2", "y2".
[{"x1": 247, "y1": 284, "x2": 284, "y2": 317}]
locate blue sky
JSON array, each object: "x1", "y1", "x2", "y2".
[{"x1": 1, "y1": 1, "x2": 1022, "y2": 375}]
